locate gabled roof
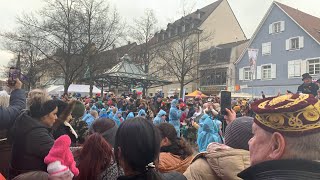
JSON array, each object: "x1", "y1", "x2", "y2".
[
  {"x1": 276, "y1": 2, "x2": 320, "y2": 44},
  {"x1": 235, "y1": 1, "x2": 320, "y2": 64},
  {"x1": 171, "y1": 0, "x2": 223, "y2": 28}
]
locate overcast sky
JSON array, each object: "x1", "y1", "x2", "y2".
[{"x1": 1, "y1": 0, "x2": 320, "y2": 66}]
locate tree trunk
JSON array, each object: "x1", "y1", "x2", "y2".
[
  {"x1": 89, "y1": 77, "x2": 93, "y2": 98},
  {"x1": 64, "y1": 79, "x2": 70, "y2": 95},
  {"x1": 180, "y1": 80, "x2": 184, "y2": 98}
]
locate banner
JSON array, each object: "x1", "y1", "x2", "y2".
[{"x1": 248, "y1": 49, "x2": 259, "y2": 79}]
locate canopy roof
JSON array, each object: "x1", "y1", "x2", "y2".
[
  {"x1": 186, "y1": 90, "x2": 208, "y2": 97},
  {"x1": 95, "y1": 54, "x2": 171, "y2": 89}
]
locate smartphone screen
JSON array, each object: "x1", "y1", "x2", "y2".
[
  {"x1": 220, "y1": 91, "x2": 231, "y2": 115},
  {"x1": 8, "y1": 67, "x2": 21, "y2": 86}
]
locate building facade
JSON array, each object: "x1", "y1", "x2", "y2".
[
  {"x1": 147, "y1": 0, "x2": 247, "y2": 97},
  {"x1": 199, "y1": 40, "x2": 249, "y2": 95},
  {"x1": 236, "y1": 2, "x2": 320, "y2": 96}
]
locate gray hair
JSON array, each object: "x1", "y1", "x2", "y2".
[
  {"x1": 283, "y1": 132, "x2": 320, "y2": 160},
  {"x1": 0, "y1": 90, "x2": 10, "y2": 107}
]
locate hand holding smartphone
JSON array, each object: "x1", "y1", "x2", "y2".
[
  {"x1": 8, "y1": 67, "x2": 21, "y2": 87},
  {"x1": 220, "y1": 91, "x2": 231, "y2": 115}
]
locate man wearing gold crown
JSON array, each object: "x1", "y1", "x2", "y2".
[{"x1": 238, "y1": 93, "x2": 320, "y2": 179}]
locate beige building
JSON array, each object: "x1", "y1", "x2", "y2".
[{"x1": 147, "y1": 0, "x2": 247, "y2": 97}]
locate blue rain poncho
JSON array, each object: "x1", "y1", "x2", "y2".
[{"x1": 153, "y1": 110, "x2": 166, "y2": 125}]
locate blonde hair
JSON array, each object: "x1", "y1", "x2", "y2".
[
  {"x1": 112, "y1": 107, "x2": 118, "y2": 114},
  {"x1": 27, "y1": 89, "x2": 51, "y2": 109},
  {"x1": 0, "y1": 90, "x2": 10, "y2": 107}
]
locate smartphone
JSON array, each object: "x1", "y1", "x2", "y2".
[
  {"x1": 220, "y1": 91, "x2": 231, "y2": 115},
  {"x1": 8, "y1": 67, "x2": 21, "y2": 86}
]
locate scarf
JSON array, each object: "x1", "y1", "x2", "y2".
[{"x1": 64, "y1": 121, "x2": 78, "y2": 139}]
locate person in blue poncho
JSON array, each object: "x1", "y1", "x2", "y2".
[
  {"x1": 113, "y1": 111, "x2": 124, "y2": 126},
  {"x1": 126, "y1": 111, "x2": 134, "y2": 120},
  {"x1": 197, "y1": 112, "x2": 223, "y2": 152},
  {"x1": 169, "y1": 99, "x2": 182, "y2": 137},
  {"x1": 82, "y1": 110, "x2": 98, "y2": 127},
  {"x1": 137, "y1": 109, "x2": 146, "y2": 117},
  {"x1": 99, "y1": 108, "x2": 108, "y2": 118},
  {"x1": 153, "y1": 109, "x2": 166, "y2": 125}
]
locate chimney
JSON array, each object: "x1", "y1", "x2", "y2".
[
  {"x1": 112, "y1": 44, "x2": 116, "y2": 49},
  {"x1": 127, "y1": 41, "x2": 131, "y2": 45}
]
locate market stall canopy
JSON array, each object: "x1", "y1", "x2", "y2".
[
  {"x1": 186, "y1": 90, "x2": 208, "y2": 97},
  {"x1": 93, "y1": 54, "x2": 171, "y2": 89},
  {"x1": 47, "y1": 84, "x2": 102, "y2": 97}
]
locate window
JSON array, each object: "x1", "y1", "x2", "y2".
[
  {"x1": 288, "y1": 60, "x2": 301, "y2": 78},
  {"x1": 200, "y1": 68, "x2": 227, "y2": 86},
  {"x1": 308, "y1": 59, "x2": 320, "y2": 75},
  {"x1": 262, "y1": 42, "x2": 271, "y2": 55},
  {"x1": 262, "y1": 65, "x2": 272, "y2": 79},
  {"x1": 291, "y1": 38, "x2": 299, "y2": 49},
  {"x1": 243, "y1": 67, "x2": 252, "y2": 80},
  {"x1": 273, "y1": 22, "x2": 281, "y2": 33},
  {"x1": 286, "y1": 36, "x2": 304, "y2": 50},
  {"x1": 269, "y1": 21, "x2": 285, "y2": 34}
]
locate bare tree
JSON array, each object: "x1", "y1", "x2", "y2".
[
  {"x1": 158, "y1": 29, "x2": 212, "y2": 97},
  {"x1": 78, "y1": 0, "x2": 123, "y2": 97},
  {"x1": 1, "y1": 29, "x2": 48, "y2": 90},
  {"x1": 129, "y1": 9, "x2": 159, "y2": 95},
  {"x1": 2, "y1": 0, "x2": 87, "y2": 94}
]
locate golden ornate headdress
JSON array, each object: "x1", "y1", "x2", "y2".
[{"x1": 251, "y1": 94, "x2": 320, "y2": 136}]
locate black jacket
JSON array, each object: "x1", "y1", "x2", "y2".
[
  {"x1": 117, "y1": 171, "x2": 186, "y2": 180},
  {"x1": 9, "y1": 111, "x2": 54, "y2": 177},
  {"x1": 238, "y1": 159, "x2": 320, "y2": 180},
  {"x1": 53, "y1": 123, "x2": 77, "y2": 146},
  {"x1": 297, "y1": 82, "x2": 319, "y2": 97},
  {"x1": 0, "y1": 89, "x2": 25, "y2": 130}
]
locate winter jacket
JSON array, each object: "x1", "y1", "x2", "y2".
[
  {"x1": 0, "y1": 89, "x2": 26, "y2": 130},
  {"x1": 99, "y1": 108, "x2": 109, "y2": 118},
  {"x1": 53, "y1": 122, "x2": 78, "y2": 146},
  {"x1": 153, "y1": 110, "x2": 166, "y2": 125},
  {"x1": 184, "y1": 143, "x2": 250, "y2": 180},
  {"x1": 9, "y1": 111, "x2": 54, "y2": 178},
  {"x1": 238, "y1": 159, "x2": 320, "y2": 180},
  {"x1": 158, "y1": 152, "x2": 193, "y2": 173}
]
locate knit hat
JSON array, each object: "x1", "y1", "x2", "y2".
[
  {"x1": 225, "y1": 117, "x2": 254, "y2": 151},
  {"x1": 252, "y1": 94, "x2": 320, "y2": 136},
  {"x1": 44, "y1": 135, "x2": 79, "y2": 177},
  {"x1": 71, "y1": 100, "x2": 85, "y2": 119},
  {"x1": 30, "y1": 100, "x2": 57, "y2": 118},
  {"x1": 302, "y1": 73, "x2": 312, "y2": 81}
]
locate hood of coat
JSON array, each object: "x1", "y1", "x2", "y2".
[
  {"x1": 157, "y1": 110, "x2": 167, "y2": 117},
  {"x1": 158, "y1": 152, "x2": 193, "y2": 174},
  {"x1": 171, "y1": 99, "x2": 179, "y2": 108}
]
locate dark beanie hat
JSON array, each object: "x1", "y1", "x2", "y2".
[
  {"x1": 55, "y1": 100, "x2": 68, "y2": 118},
  {"x1": 225, "y1": 116, "x2": 254, "y2": 151},
  {"x1": 72, "y1": 100, "x2": 85, "y2": 119},
  {"x1": 30, "y1": 100, "x2": 57, "y2": 118}
]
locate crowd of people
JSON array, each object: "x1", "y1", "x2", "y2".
[{"x1": 0, "y1": 76, "x2": 320, "y2": 179}]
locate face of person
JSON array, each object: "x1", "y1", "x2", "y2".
[
  {"x1": 248, "y1": 123, "x2": 273, "y2": 165},
  {"x1": 303, "y1": 78, "x2": 312, "y2": 84},
  {"x1": 66, "y1": 113, "x2": 73, "y2": 123},
  {"x1": 161, "y1": 115, "x2": 166, "y2": 121},
  {"x1": 157, "y1": 98, "x2": 162, "y2": 102},
  {"x1": 41, "y1": 107, "x2": 58, "y2": 127}
]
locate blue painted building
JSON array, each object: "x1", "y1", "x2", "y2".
[{"x1": 235, "y1": 2, "x2": 320, "y2": 96}]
